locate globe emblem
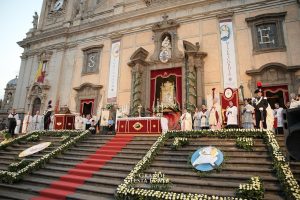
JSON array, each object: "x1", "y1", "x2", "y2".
[
  {"x1": 191, "y1": 146, "x2": 224, "y2": 171},
  {"x1": 220, "y1": 24, "x2": 230, "y2": 42}
]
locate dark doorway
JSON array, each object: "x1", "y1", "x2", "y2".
[
  {"x1": 32, "y1": 98, "x2": 41, "y2": 115},
  {"x1": 263, "y1": 85, "x2": 289, "y2": 109},
  {"x1": 82, "y1": 102, "x2": 92, "y2": 116}
]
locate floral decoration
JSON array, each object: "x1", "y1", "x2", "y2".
[
  {"x1": 116, "y1": 129, "x2": 300, "y2": 200},
  {"x1": 236, "y1": 137, "x2": 253, "y2": 151},
  {"x1": 236, "y1": 176, "x2": 264, "y2": 199},
  {"x1": 171, "y1": 137, "x2": 189, "y2": 150}
]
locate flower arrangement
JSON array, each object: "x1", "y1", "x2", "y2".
[
  {"x1": 171, "y1": 137, "x2": 189, "y2": 150},
  {"x1": 26, "y1": 134, "x2": 40, "y2": 142},
  {"x1": 0, "y1": 130, "x2": 89, "y2": 183},
  {"x1": 8, "y1": 159, "x2": 32, "y2": 172},
  {"x1": 236, "y1": 137, "x2": 253, "y2": 151},
  {"x1": 150, "y1": 171, "x2": 171, "y2": 191},
  {"x1": 236, "y1": 176, "x2": 264, "y2": 199},
  {"x1": 116, "y1": 129, "x2": 300, "y2": 200}
]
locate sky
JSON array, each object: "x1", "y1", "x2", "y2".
[{"x1": 0, "y1": 0, "x2": 43, "y2": 100}]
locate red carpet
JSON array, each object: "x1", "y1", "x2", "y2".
[{"x1": 31, "y1": 135, "x2": 134, "y2": 200}]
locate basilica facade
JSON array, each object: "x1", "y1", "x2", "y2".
[{"x1": 13, "y1": 0, "x2": 300, "y2": 117}]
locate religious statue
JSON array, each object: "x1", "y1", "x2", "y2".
[
  {"x1": 32, "y1": 12, "x2": 38, "y2": 29},
  {"x1": 159, "y1": 36, "x2": 172, "y2": 63},
  {"x1": 160, "y1": 81, "x2": 175, "y2": 107}
]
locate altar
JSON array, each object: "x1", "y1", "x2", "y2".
[{"x1": 116, "y1": 117, "x2": 165, "y2": 134}]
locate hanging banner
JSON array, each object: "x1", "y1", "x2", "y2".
[
  {"x1": 107, "y1": 41, "x2": 121, "y2": 103},
  {"x1": 219, "y1": 19, "x2": 238, "y2": 88}
]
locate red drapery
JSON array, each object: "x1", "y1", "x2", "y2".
[
  {"x1": 220, "y1": 88, "x2": 239, "y2": 125},
  {"x1": 80, "y1": 99, "x2": 94, "y2": 115},
  {"x1": 150, "y1": 67, "x2": 182, "y2": 111},
  {"x1": 262, "y1": 85, "x2": 289, "y2": 105}
]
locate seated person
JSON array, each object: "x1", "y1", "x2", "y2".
[{"x1": 107, "y1": 117, "x2": 115, "y2": 133}]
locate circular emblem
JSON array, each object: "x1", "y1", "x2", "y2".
[
  {"x1": 19, "y1": 142, "x2": 52, "y2": 158},
  {"x1": 191, "y1": 146, "x2": 224, "y2": 171},
  {"x1": 220, "y1": 24, "x2": 230, "y2": 41},
  {"x1": 159, "y1": 50, "x2": 170, "y2": 63},
  {"x1": 224, "y1": 88, "x2": 233, "y2": 99},
  {"x1": 112, "y1": 44, "x2": 120, "y2": 57}
]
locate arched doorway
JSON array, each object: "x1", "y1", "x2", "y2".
[
  {"x1": 32, "y1": 98, "x2": 41, "y2": 115},
  {"x1": 80, "y1": 99, "x2": 94, "y2": 116}
]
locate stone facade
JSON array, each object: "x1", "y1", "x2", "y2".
[{"x1": 13, "y1": 0, "x2": 300, "y2": 115}]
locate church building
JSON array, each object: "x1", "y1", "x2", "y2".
[{"x1": 13, "y1": 0, "x2": 300, "y2": 119}]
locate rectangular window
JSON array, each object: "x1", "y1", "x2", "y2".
[
  {"x1": 246, "y1": 12, "x2": 286, "y2": 54},
  {"x1": 82, "y1": 45, "x2": 103, "y2": 75}
]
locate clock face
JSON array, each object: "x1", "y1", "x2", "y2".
[
  {"x1": 159, "y1": 50, "x2": 170, "y2": 63},
  {"x1": 224, "y1": 88, "x2": 233, "y2": 99},
  {"x1": 53, "y1": 0, "x2": 64, "y2": 12}
]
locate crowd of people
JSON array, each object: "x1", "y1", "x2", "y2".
[
  {"x1": 180, "y1": 90, "x2": 300, "y2": 134},
  {"x1": 4, "y1": 90, "x2": 300, "y2": 137}
]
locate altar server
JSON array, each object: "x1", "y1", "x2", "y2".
[
  {"x1": 226, "y1": 101, "x2": 238, "y2": 128},
  {"x1": 200, "y1": 105, "x2": 209, "y2": 129},
  {"x1": 241, "y1": 99, "x2": 254, "y2": 129}
]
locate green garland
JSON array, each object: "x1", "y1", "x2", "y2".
[
  {"x1": 116, "y1": 129, "x2": 300, "y2": 200},
  {"x1": 236, "y1": 176, "x2": 264, "y2": 200},
  {"x1": 171, "y1": 137, "x2": 189, "y2": 150},
  {"x1": 236, "y1": 137, "x2": 253, "y2": 151},
  {"x1": 0, "y1": 130, "x2": 89, "y2": 183}
]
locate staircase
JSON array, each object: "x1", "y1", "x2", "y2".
[
  {"x1": 0, "y1": 134, "x2": 158, "y2": 200},
  {"x1": 276, "y1": 135, "x2": 300, "y2": 184},
  {"x1": 139, "y1": 137, "x2": 285, "y2": 200}
]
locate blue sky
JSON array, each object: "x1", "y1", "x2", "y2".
[{"x1": 0, "y1": 0, "x2": 43, "y2": 100}]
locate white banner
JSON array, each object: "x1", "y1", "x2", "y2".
[
  {"x1": 219, "y1": 20, "x2": 238, "y2": 88},
  {"x1": 107, "y1": 41, "x2": 121, "y2": 103}
]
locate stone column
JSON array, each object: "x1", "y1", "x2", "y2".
[
  {"x1": 130, "y1": 63, "x2": 144, "y2": 115},
  {"x1": 195, "y1": 53, "x2": 206, "y2": 107},
  {"x1": 186, "y1": 53, "x2": 197, "y2": 111}
]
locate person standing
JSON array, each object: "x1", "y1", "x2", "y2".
[
  {"x1": 8, "y1": 109, "x2": 19, "y2": 137},
  {"x1": 274, "y1": 102, "x2": 284, "y2": 134},
  {"x1": 32, "y1": 111, "x2": 43, "y2": 131},
  {"x1": 209, "y1": 99, "x2": 221, "y2": 130},
  {"x1": 180, "y1": 109, "x2": 192, "y2": 131},
  {"x1": 200, "y1": 105, "x2": 209, "y2": 129},
  {"x1": 241, "y1": 99, "x2": 254, "y2": 129},
  {"x1": 253, "y1": 88, "x2": 268, "y2": 129},
  {"x1": 75, "y1": 113, "x2": 83, "y2": 130},
  {"x1": 84, "y1": 114, "x2": 92, "y2": 130},
  {"x1": 226, "y1": 101, "x2": 238, "y2": 128},
  {"x1": 22, "y1": 111, "x2": 32, "y2": 133},
  {"x1": 290, "y1": 93, "x2": 300, "y2": 109},
  {"x1": 193, "y1": 107, "x2": 201, "y2": 130},
  {"x1": 44, "y1": 103, "x2": 52, "y2": 130}
]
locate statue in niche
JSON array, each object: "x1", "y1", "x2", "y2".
[
  {"x1": 159, "y1": 36, "x2": 172, "y2": 63},
  {"x1": 160, "y1": 81, "x2": 175, "y2": 107}
]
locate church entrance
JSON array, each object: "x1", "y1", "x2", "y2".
[
  {"x1": 80, "y1": 99, "x2": 94, "y2": 116},
  {"x1": 150, "y1": 67, "x2": 182, "y2": 129},
  {"x1": 262, "y1": 85, "x2": 289, "y2": 109},
  {"x1": 32, "y1": 97, "x2": 41, "y2": 115}
]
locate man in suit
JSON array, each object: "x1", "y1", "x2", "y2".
[{"x1": 253, "y1": 88, "x2": 268, "y2": 129}]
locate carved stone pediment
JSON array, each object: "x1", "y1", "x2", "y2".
[
  {"x1": 246, "y1": 63, "x2": 300, "y2": 92},
  {"x1": 128, "y1": 47, "x2": 149, "y2": 68},
  {"x1": 73, "y1": 83, "x2": 103, "y2": 113},
  {"x1": 38, "y1": 50, "x2": 53, "y2": 61}
]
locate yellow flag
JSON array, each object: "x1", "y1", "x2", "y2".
[{"x1": 35, "y1": 62, "x2": 43, "y2": 82}]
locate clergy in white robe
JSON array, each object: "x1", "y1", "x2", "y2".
[
  {"x1": 75, "y1": 114, "x2": 83, "y2": 130},
  {"x1": 226, "y1": 101, "x2": 238, "y2": 128},
  {"x1": 209, "y1": 100, "x2": 222, "y2": 130},
  {"x1": 200, "y1": 105, "x2": 209, "y2": 129},
  {"x1": 32, "y1": 111, "x2": 44, "y2": 131},
  {"x1": 22, "y1": 112, "x2": 32, "y2": 133},
  {"x1": 193, "y1": 108, "x2": 201, "y2": 130},
  {"x1": 180, "y1": 109, "x2": 192, "y2": 131}
]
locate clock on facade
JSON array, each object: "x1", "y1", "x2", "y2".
[
  {"x1": 159, "y1": 49, "x2": 170, "y2": 63},
  {"x1": 53, "y1": 0, "x2": 64, "y2": 12},
  {"x1": 224, "y1": 88, "x2": 233, "y2": 99}
]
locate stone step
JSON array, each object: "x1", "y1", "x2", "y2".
[{"x1": 144, "y1": 168, "x2": 278, "y2": 182}]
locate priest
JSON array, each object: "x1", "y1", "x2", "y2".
[
  {"x1": 180, "y1": 109, "x2": 192, "y2": 131},
  {"x1": 32, "y1": 111, "x2": 44, "y2": 131},
  {"x1": 22, "y1": 111, "x2": 32, "y2": 133},
  {"x1": 226, "y1": 101, "x2": 238, "y2": 128}
]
